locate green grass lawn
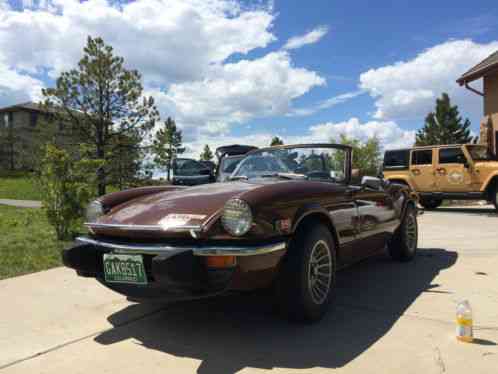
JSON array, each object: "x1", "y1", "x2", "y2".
[
  {"x1": 0, "y1": 205, "x2": 71, "y2": 280},
  {"x1": 0, "y1": 172, "x2": 42, "y2": 200}
]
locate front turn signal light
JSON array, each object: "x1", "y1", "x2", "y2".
[{"x1": 206, "y1": 256, "x2": 237, "y2": 268}]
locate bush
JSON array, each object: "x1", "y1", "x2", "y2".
[{"x1": 38, "y1": 144, "x2": 102, "y2": 240}]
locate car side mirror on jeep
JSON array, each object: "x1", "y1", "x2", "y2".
[{"x1": 361, "y1": 176, "x2": 382, "y2": 190}]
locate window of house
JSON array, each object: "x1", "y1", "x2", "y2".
[
  {"x1": 30, "y1": 112, "x2": 38, "y2": 127},
  {"x1": 439, "y1": 148, "x2": 466, "y2": 164},
  {"x1": 411, "y1": 150, "x2": 433, "y2": 165}
]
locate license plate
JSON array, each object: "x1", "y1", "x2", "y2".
[{"x1": 103, "y1": 254, "x2": 147, "y2": 285}]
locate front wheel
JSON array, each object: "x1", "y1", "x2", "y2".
[
  {"x1": 388, "y1": 204, "x2": 418, "y2": 262},
  {"x1": 276, "y1": 223, "x2": 336, "y2": 323},
  {"x1": 420, "y1": 198, "x2": 442, "y2": 210},
  {"x1": 492, "y1": 186, "x2": 498, "y2": 212}
]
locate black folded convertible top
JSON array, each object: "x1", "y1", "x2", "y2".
[{"x1": 215, "y1": 144, "x2": 258, "y2": 158}]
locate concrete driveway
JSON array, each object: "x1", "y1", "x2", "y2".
[{"x1": 1, "y1": 206, "x2": 498, "y2": 373}]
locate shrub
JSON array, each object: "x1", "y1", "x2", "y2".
[{"x1": 38, "y1": 144, "x2": 102, "y2": 240}]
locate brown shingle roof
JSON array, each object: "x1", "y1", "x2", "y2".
[
  {"x1": 0, "y1": 101, "x2": 47, "y2": 113},
  {"x1": 457, "y1": 50, "x2": 498, "y2": 85}
]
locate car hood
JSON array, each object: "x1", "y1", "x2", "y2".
[
  {"x1": 475, "y1": 161, "x2": 498, "y2": 168},
  {"x1": 96, "y1": 181, "x2": 260, "y2": 229}
]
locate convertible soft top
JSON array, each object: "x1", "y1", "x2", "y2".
[{"x1": 215, "y1": 144, "x2": 258, "y2": 158}]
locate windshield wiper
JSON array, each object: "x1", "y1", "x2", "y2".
[
  {"x1": 260, "y1": 172, "x2": 307, "y2": 180},
  {"x1": 229, "y1": 175, "x2": 248, "y2": 181}
]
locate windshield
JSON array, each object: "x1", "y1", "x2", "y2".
[
  {"x1": 220, "y1": 156, "x2": 244, "y2": 174},
  {"x1": 467, "y1": 145, "x2": 494, "y2": 161},
  {"x1": 232, "y1": 146, "x2": 348, "y2": 182}
]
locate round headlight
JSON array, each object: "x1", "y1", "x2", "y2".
[
  {"x1": 85, "y1": 200, "x2": 104, "y2": 223},
  {"x1": 221, "y1": 198, "x2": 252, "y2": 236}
]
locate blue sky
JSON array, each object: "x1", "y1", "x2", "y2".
[
  {"x1": 1, "y1": 0, "x2": 498, "y2": 156},
  {"x1": 237, "y1": 0, "x2": 498, "y2": 137}
]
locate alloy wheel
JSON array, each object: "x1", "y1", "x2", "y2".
[
  {"x1": 307, "y1": 240, "x2": 333, "y2": 305},
  {"x1": 404, "y1": 213, "x2": 418, "y2": 252}
]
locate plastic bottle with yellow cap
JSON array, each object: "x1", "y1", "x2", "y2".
[{"x1": 456, "y1": 300, "x2": 473, "y2": 343}]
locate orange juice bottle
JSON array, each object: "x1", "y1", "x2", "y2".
[{"x1": 456, "y1": 300, "x2": 473, "y2": 343}]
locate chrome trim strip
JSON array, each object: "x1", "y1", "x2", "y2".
[
  {"x1": 75, "y1": 237, "x2": 286, "y2": 257},
  {"x1": 84, "y1": 223, "x2": 202, "y2": 232}
]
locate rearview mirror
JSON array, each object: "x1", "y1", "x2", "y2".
[{"x1": 361, "y1": 176, "x2": 382, "y2": 190}]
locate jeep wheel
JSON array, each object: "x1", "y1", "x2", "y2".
[
  {"x1": 493, "y1": 186, "x2": 498, "y2": 211},
  {"x1": 420, "y1": 198, "x2": 442, "y2": 210},
  {"x1": 276, "y1": 223, "x2": 336, "y2": 323},
  {"x1": 388, "y1": 204, "x2": 418, "y2": 262}
]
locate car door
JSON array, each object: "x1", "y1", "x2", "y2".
[
  {"x1": 322, "y1": 188, "x2": 359, "y2": 268},
  {"x1": 435, "y1": 147, "x2": 473, "y2": 192},
  {"x1": 352, "y1": 184, "x2": 400, "y2": 260},
  {"x1": 409, "y1": 149, "x2": 436, "y2": 191}
]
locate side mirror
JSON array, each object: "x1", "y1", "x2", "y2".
[{"x1": 361, "y1": 176, "x2": 382, "y2": 190}]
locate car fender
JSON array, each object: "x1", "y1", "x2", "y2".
[
  {"x1": 384, "y1": 175, "x2": 414, "y2": 190},
  {"x1": 291, "y1": 203, "x2": 339, "y2": 246},
  {"x1": 480, "y1": 171, "x2": 498, "y2": 192},
  {"x1": 399, "y1": 191, "x2": 417, "y2": 224}
]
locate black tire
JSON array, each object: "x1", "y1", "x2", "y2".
[
  {"x1": 275, "y1": 223, "x2": 336, "y2": 323},
  {"x1": 420, "y1": 198, "x2": 442, "y2": 210},
  {"x1": 388, "y1": 204, "x2": 418, "y2": 262},
  {"x1": 492, "y1": 186, "x2": 498, "y2": 212}
]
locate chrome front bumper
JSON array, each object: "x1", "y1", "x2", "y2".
[{"x1": 75, "y1": 237, "x2": 287, "y2": 257}]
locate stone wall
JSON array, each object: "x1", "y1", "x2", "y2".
[{"x1": 0, "y1": 110, "x2": 51, "y2": 171}]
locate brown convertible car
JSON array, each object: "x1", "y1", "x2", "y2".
[{"x1": 63, "y1": 144, "x2": 419, "y2": 322}]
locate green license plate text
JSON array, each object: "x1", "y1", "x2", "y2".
[{"x1": 103, "y1": 253, "x2": 147, "y2": 285}]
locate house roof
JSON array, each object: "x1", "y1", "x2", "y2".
[
  {"x1": 457, "y1": 50, "x2": 498, "y2": 85},
  {"x1": 0, "y1": 101, "x2": 48, "y2": 113}
]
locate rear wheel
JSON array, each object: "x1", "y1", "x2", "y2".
[
  {"x1": 276, "y1": 223, "x2": 336, "y2": 323},
  {"x1": 388, "y1": 204, "x2": 418, "y2": 262},
  {"x1": 420, "y1": 198, "x2": 442, "y2": 210}
]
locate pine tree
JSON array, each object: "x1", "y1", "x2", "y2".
[
  {"x1": 152, "y1": 117, "x2": 185, "y2": 181},
  {"x1": 42, "y1": 36, "x2": 159, "y2": 195},
  {"x1": 270, "y1": 136, "x2": 284, "y2": 146},
  {"x1": 415, "y1": 93, "x2": 474, "y2": 146},
  {"x1": 200, "y1": 144, "x2": 214, "y2": 161}
]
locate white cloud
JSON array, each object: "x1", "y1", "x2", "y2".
[
  {"x1": 0, "y1": 63, "x2": 44, "y2": 106},
  {"x1": 182, "y1": 117, "x2": 415, "y2": 158},
  {"x1": 0, "y1": 0, "x2": 330, "y2": 142},
  {"x1": 307, "y1": 118, "x2": 415, "y2": 150},
  {"x1": 288, "y1": 90, "x2": 364, "y2": 116},
  {"x1": 283, "y1": 25, "x2": 328, "y2": 50},
  {"x1": 360, "y1": 39, "x2": 498, "y2": 121},
  {"x1": 0, "y1": 0, "x2": 276, "y2": 84},
  {"x1": 150, "y1": 51, "x2": 325, "y2": 138}
]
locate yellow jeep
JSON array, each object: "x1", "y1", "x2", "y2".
[{"x1": 383, "y1": 144, "x2": 498, "y2": 210}]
